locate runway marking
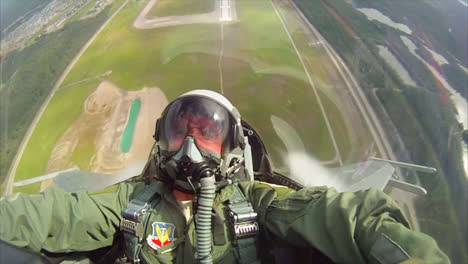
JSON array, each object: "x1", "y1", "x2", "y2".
[{"x1": 220, "y1": 0, "x2": 233, "y2": 22}]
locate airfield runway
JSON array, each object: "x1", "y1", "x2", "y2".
[
  {"x1": 8, "y1": 0, "x2": 367, "y2": 193},
  {"x1": 133, "y1": 0, "x2": 237, "y2": 29},
  {"x1": 8, "y1": 0, "x2": 393, "y2": 204}
]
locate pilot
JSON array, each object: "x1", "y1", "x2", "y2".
[{"x1": 0, "y1": 90, "x2": 449, "y2": 264}]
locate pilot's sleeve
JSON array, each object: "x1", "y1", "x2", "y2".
[
  {"x1": 261, "y1": 187, "x2": 450, "y2": 264},
  {"x1": 0, "y1": 182, "x2": 145, "y2": 252}
]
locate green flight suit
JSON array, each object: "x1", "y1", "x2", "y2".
[{"x1": 0, "y1": 181, "x2": 449, "y2": 264}]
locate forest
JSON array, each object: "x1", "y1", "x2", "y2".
[
  {"x1": 0, "y1": 7, "x2": 110, "y2": 193},
  {"x1": 294, "y1": 0, "x2": 467, "y2": 262}
]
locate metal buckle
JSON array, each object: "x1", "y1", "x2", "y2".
[
  {"x1": 234, "y1": 221, "x2": 259, "y2": 239},
  {"x1": 229, "y1": 207, "x2": 259, "y2": 239},
  {"x1": 120, "y1": 200, "x2": 149, "y2": 241}
]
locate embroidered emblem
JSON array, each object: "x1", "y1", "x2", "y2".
[{"x1": 147, "y1": 222, "x2": 176, "y2": 250}]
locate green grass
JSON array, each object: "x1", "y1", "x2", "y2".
[
  {"x1": 15, "y1": 80, "x2": 101, "y2": 184},
  {"x1": 221, "y1": 0, "x2": 348, "y2": 166},
  {"x1": 15, "y1": 2, "x2": 221, "y2": 192},
  {"x1": 13, "y1": 183, "x2": 41, "y2": 194},
  {"x1": 276, "y1": 3, "x2": 358, "y2": 163},
  {"x1": 60, "y1": 4, "x2": 221, "y2": 91},
  {"x1": 293, "y1": 0, "x2": 467, "y2": 262},
  {"x1": 71, "y1": 135, "x2": 96, "y2": 171},
  {"x1": 0, "y1": 7, "x2": 111, "y2": 194},
  {"x1": 15, "y1": 0, "x2": 350, "y2": 193},
  {"x1": 0, "y1": 182, "x2": 6, "y2": 195},
  {"x1": 147, "y1": 0, "x2": 215, "y2": 17}
]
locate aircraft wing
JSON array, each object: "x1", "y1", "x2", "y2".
[
  {"x1": 54, "y1": 170, "x2": 129, "y2": 192},
  {"x1": 330, "y1": 158, "x2": 434, "y2": 195},
  {"x1": 54, "y1": 160, "x2": 147, "y2": 192},
  {"x1": 333, "y1": 159, "x2": 395, "y2": 192}
]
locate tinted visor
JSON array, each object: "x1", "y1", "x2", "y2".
[{"x1": 159, "y1": 97, "x2": 235, "y2": 155}]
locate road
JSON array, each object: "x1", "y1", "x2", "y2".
[{"x1": 4, "y1": 0, "x2": 130, "y2": 195}]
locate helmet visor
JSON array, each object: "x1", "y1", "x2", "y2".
[{"x1": 159, "y1": 96, "x2": 234, "y2": 155}]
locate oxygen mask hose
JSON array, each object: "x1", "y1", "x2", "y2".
[{"x1": 195, "y1": 170, "x2": 216, "y2": 264}]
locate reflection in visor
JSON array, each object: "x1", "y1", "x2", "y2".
[{"x1": 160, "y1": 97, "x2": 233, "y2": 155}]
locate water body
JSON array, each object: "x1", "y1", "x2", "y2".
[
  {"x1": 401, "y1": 36, "x2": 468, "y2": 174},
  {"x1": 377, "y1": 45, "x2": 417, "y2": 87},
  {"x1": 357, "y1": 8, "x2": 412, "y2": 35},
  {"x1": 120, "y1": 98, "x2": 141, "y2": 153},
  {"x1": 0, "y1": 0, "x2": 49, "y2": 32}
]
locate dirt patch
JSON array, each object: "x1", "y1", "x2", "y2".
[{"x1": 41, "y1": 81, "x2": 168, "y2": 190}]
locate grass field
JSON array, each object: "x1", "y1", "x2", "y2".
[
  {"x1": 14, "y1": 2, "x2": 221, "y2": 193},
  {"x1": 15, "y1": 80, "x2": 101, "y2": 193},
  {"x1": 0, "y1": 5, "x2": 111, "y2": 193},
  {"x1": 14, "y1": 0, "x2": 349, "y2": 193},
  {"x1": 147, "y1": 0, "x2": 215, "y2": 17},
  {"x1": 223, "y1": 0, "x2": 351, "y2": 166},
  {"x1": 275, "y1": 1, "x2": 355, "y2": 162}
]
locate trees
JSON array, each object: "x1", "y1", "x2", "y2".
[{"x1": 0, "y1": 8, "x2": 109, "y2": 185}]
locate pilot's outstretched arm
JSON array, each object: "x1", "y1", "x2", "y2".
[
  {"x1": 242, "y1": 182, "x2": 450, "y2": 264},
  {"x1": 0, "y1": 182, "x2": 144, "y2": 252}
]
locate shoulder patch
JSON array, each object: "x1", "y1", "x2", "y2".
[{"x1": 146, "y1": 222, "x2": 176, "y2": 250}]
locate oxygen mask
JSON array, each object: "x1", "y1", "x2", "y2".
[{"x1": 164, "y1": 136, "x2": 218, "y2": 193}]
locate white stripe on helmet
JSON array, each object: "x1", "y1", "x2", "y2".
[{"x1": 180, "y1": 90, "x2": 241, "y2": 122}]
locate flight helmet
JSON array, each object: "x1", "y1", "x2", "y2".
[{"x1": 153, "y1": 90, "x2": 253, "y2": 192}]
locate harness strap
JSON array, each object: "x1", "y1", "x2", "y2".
[
  {"x1": 120, "y1": 182, "x2": 161, "y2": 263},
  {"x1": 213, "y1": 211, "x2": 227, "y2": 245},
  {"x1": 227, "y1": 183, "x2": 260, "y2": 264}
]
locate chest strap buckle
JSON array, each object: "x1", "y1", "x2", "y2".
[
  {"x1": 120, "y1": 199, "x2": 150, "y2": 241},
  {"x1": 229, "y1": 209, "x2": 259, "y2": 239},
  {"x1": 120, "y1": 182, "x2": 161, "y2": 263},
  {"x1": 227, "y1": 183, "x2": 260, "y2": 240}
]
